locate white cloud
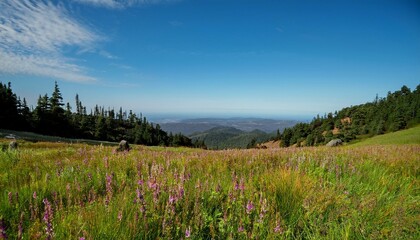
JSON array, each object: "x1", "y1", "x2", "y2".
[
  {"x1": 0, "y1": 50, "x2": 96, "y2": 83},
  {"x1": 74, "y1": 0, "x2": 123, "y2": 8},
  {"x1": 74, "y1": 0, "x2": 180, "y2": 8},
  {"x1": 0, "y1": 0, "x2": 99, "y2": 82}
]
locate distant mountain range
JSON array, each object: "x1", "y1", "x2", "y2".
[
  {"x1": 152, "y1": 118, "x2": 299, "y2": 149},
  {"x1": 155, "y1": 117, "x2": 299, "y2": 135}
]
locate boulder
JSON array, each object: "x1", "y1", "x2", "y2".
[
  {"x1": 9, "y1": 141, "x2": 18, "y2": 150},
  {"x1": 117, "y1": 140, "x2": 130, "y2": 152},
  {"x1": 326, "y1": 139, "x2": 343, "y2": 147}
]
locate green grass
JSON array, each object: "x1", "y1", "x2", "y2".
[
  {"x1": 350, "y1": 125, "x2": 420, "y2": 146},
  {"x1": 0, "y1": 129, "x2": 118, "y2": 146},
  {"x1": 0, "y1": 140, "x2": 419, "y2": 239}
]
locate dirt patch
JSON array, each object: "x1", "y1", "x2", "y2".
[
  {"x1": 341, "y1": 117, "x2": 351, "y2": 124},
  {"x1": 258, "y1": 140, "x2": 281, "y2": 149}
]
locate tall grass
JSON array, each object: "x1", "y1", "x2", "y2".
[{"x1": 0, "y1": 141, "x2": 419, "y2": 239}]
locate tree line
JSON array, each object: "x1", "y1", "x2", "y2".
[
  {"x1": 278, "y1": 85, "x2": 420, "y2": 147},
  {"x1": 0, "y1": 81, "x2": 200, "y2": 148}
]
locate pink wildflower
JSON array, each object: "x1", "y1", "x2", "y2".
[
  {"x1": 43, "y1": 199, "x2": 54, "y2": 239},
  {"x1": 185, "y1": 226, "x2": 191, "y2": 238},
  {"x1": 169, "y1": 195, "x2": 177, "y2": 204},
  {"x1": 274, "y1": 220, "x2": 284, "y2": 234},
  {"x1": 105, "y1": 173, "x2": 113, "y2": 205},
  {"x1": 246, "y1": 200, "x2": 254, "y2": 214}
]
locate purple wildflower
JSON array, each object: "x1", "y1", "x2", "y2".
[
  {"x1": 246, "y1": 200, "x2": 254, "y2": 214},
  {"x1": 33, "y1": 191, "x2": 37, "y2": 199},
  {"x1": 117, "y1": 210, "x2": 123, "y2": 222},
  {"x1": 238, "y1": 225, "x2": 244, "y2": 233},
  {"x1": 185, "y1": 226, "x2": 191, "y2": 238},
  {"x1": 135, "y1": 188, "x2": 144, "y2": 203},
  {"x1": 43, "y1": 199, "x2": 54, "y2": 240},
  {"x1": 79, "y1": 238, "x2": 85, "y2": 240},
  {"x1": 105, "y1": 173, "x2": 113, "y2": 206},
  {"x1": 274, "y1": 220, "x2": 284, "y2": 234},
  {"x1": 234, "y1": 177, "x2": 239, "y2": 191},
  {"x1": 0, "y1": 219, "x2": 7, "y2": 239},
  {"x1": 147, "y1": 179, "x2": 156, "y2": 189},
  {"x1": 169, "y1": 195, "x2": 177, "y2": 204}
]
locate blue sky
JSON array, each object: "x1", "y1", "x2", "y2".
[{"x1": 1, "y1": 0, "x2": 419, "y2": 120}]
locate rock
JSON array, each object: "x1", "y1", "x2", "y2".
[
  {"x1": 5, "y1": 134, "x2": 16, "y2": 139},
  {"x1": 9, "y1": 141, "x2": 18, "y2": 150},
  {"x1": 326, "y1": 139, "x2": 343, "y2": 147},
  {"x1": 117, "y1": 140, "x2": 130, "y2": 152}
]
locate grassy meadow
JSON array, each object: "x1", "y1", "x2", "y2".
[
  {"x1": 350, "y1": 125, "x2": 420, "y2": 146},
  {"x1": 0, "y1": 137, "x2": 419, "y2": 239}
]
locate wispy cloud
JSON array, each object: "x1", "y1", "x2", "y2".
[
  {"x1": 0, "y1": 50, "x2": 96, "y2": 83},
  {"x1": 99, "y1": 50, "x2": 119, "y2": 59},
  {"x1": 74, "y1": 0, "x2": 181, "y2": 9},
  {"x1": 0, "y1": 0, "x2": 100, "y2": 82},
  {"x1": 74, "y1": 0, "x2": 122, "y2": 8}
]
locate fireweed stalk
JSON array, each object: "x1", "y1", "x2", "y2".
[
  {"x1": 105, "y1": 173, "x2": 113, "y2": 206},
  {"x1": 43, "y1": 199, "x2": 54, "y2": 240}
]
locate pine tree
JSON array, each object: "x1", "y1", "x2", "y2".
[{"x1": 50, "y1": 81, "x2": 64, "y2": 111}]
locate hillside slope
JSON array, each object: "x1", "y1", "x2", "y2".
[{"x1": 350, "y1": 125, "x2": 420, "y2": 146}]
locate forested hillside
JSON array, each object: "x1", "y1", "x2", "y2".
[
  {"x1": 189, "y1": 126, "x2": 273, "y2": 149},
  {"x1": 0, "y1": 82, "x2": 194, "y2": 147},
  {"x1": 279, "y1": 85, "x2": 420, "y2": 147}
]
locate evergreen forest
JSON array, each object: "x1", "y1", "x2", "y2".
[
  {"x1": 279, "y1": 85, "x2": 420, "y2": 147},
  {"x1": 0, "y1": 82, "x2": 195, "y2": 147}
]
